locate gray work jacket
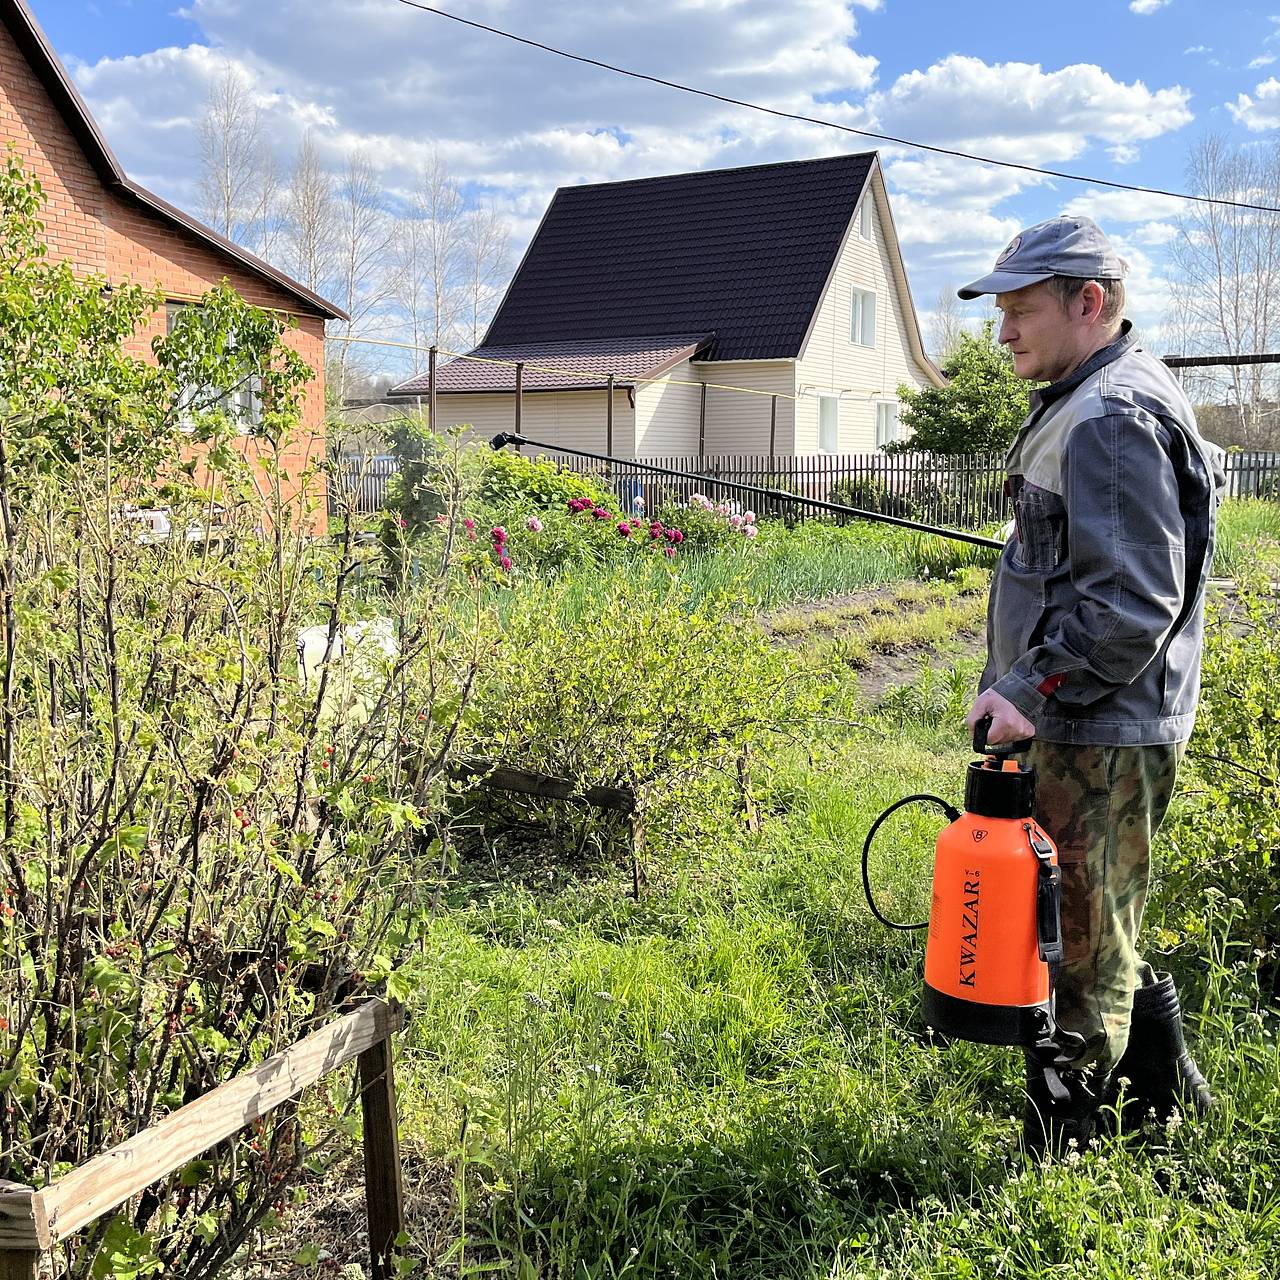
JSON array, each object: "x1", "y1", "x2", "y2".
[{"x1": 981, "y1": 324, "x2": 1225, "y2": 746}]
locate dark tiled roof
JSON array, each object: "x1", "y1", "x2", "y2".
[
  {"x1": 482, "y1": 154, "x2": 875, "y2": 362},
  {"x1": 390, "y1": 334, "x2": 713, "y2": 395}
]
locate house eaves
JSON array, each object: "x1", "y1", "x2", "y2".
[{"x1": 3, "y1": 0, "x2": 348, "y2": 322}]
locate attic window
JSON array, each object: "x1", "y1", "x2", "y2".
[
  {"x1": 859, "y1": 199, "x2": 873, "y2": 239},
  {"x1": 850, "y1": 289, "x2": 877, "y2": 347}
]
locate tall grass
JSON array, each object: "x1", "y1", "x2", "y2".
[{"x1": 1214, "y1": 497, "x2": 1280, "y2": 579}]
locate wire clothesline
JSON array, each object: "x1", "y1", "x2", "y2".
[{"x1": 329, "y1": 333, "x2": 892, "y2": 403}]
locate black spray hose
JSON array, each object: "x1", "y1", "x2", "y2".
[
  {"x1": 490, "y1": 433, "x2": 1005, "y2": 551},
  {"x1": 861, "y1": 794, "x2": 960, "y2": 931}
]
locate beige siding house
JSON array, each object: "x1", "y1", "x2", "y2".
[{"x1": 392, "y1": 154, "x2": 941, "y2": 457}]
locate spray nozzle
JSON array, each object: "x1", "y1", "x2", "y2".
[{"x1": 973, "y1": 713, "x2": 1034, "y2": 759}]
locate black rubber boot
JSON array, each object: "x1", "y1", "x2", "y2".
[
  {"x1": 1109, "y1": 971, "x2": 1214, "y2": 1131},
  {"x1": 1022, "y1": 1056, "x2": 1109, "y2": 1158}
]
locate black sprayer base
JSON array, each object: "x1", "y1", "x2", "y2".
[{"x1": 922, "y1": 983, "x2": 1053, "y2": 1048}]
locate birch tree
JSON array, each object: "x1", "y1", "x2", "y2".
[
  {"x1": 331, "y1": 149, "x2": 394, "y2": 398},
  {"x1": 197, "y1": 61, "x2": 270, "y2": 246},
  {"x1": 1168, "y1": 133, "x2": 1280, "y2": 448},
  {"x1": 460, "y1": 202, "x2": 511, "y2": 347},
  {"x1": 284, "y1": 130, "x2": 336, "y2": 295}
]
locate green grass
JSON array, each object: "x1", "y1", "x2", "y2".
[
  {"x1": 378, "y1": 660, "x2": 1280, "y2": 1278},
  {"x1": 1215, "y1": 498, "x2": 1280, "y2": 580}
]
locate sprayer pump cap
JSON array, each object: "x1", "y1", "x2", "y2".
[{"x1": 965, "y1": 757, "x2": 1036, "y2": 819}]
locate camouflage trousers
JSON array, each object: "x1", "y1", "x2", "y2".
[{"x1": 1024, "y1": 739, "x2": 1185, "y2": 1074}]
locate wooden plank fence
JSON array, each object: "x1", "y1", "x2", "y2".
[
  {"x1": 330, "y1": 449, "x2": 1280, "y2": 526},
  {"x1": 0, "y1": 999, "x2": 404, "y2": 1280}
]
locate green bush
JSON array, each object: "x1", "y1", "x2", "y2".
[
  {"x1": 1157, "y1": 576, "x2": 1280, "y2": 995},
  {"x1": 462, "y1": 574, "x2": 818, "y2": 836}
]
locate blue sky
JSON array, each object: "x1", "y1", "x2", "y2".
[{"x1": 26, "y1": 0, "x2": 1280, "y2": 351}]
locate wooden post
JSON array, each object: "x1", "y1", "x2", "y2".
[
  {"x1": 698, "y1": 383, "x2": 707, "y2": 461},
  {"x1": 428, "y1": 346, "x2": 437, "y2": 433},
  {"x1": 515, "y1": 362, "x2": 524, "y2": 443},
  {"x1": 359, "y1": 1032, "x2": 406, "y2": 1280},
  {"x1": 606, "y1": 374, "x2": 615, "y2": 476}
]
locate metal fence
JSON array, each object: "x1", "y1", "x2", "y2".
[{"x1": 330, "y1": 448, "x2": 1280, "y2": 526}]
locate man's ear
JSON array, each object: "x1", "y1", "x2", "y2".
[{"x1": 1079, "y1": 280, "x2": 1106, "y2": 324}]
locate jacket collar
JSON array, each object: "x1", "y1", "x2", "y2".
[{"x1": 1030, "y1": 320, "x2": 1135, "y2": 411}]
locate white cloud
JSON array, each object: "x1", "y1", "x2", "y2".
[
  {"x1": 861, "y1": 55, "x2": 1192, "y2": 166},
  {"x1": 1249, "y1": 55, "x2": 1277, "y2": 68},
  {"x1": 1130, "y1": 0, "x2": 1170, "y2": 13},
  {"x1": 1227, "y1": 77, "x2": 1280, "y2": 129},
  {"x1": 1062, "y1": 187, "x2": 1187, "y2": 225},
  {"x1": 1183, "y1": 45, "x2": 1211, "y2": 55}
]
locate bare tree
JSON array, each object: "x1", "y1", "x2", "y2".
[
  {"x1": 1168, "y1": 133, "x2": 1280, "y2": 449},
  {"x1": 418, "y1": 153, "x2": 465, "y2": 349},
  {"x1": 331, "y1": 149, "x2": 394, "y2": 398},
  {"x1": 460, "y1": 202, "x2": 511, "y2": 347},
  {"x1": 197, "y1": 61, "x2": 270, "y2": 246},
  {"x1": 251, "y1": 140, "x2": 284, "y2": 265},
  {"x1": 929, "y1": 284, "x2": 975, "y2": 366},
  {"x1": 389, "y1": 216, "x2": 431, "y2": 376},
  {"x1": 284, "y1": 130, "x2": 336, "y2": 295}
]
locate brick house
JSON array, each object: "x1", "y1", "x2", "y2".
[
  {"x1": 390, "y1": 154, "x2": 943, "y2": 458},
  {"x1": 0, "y1": 0, "x2": 345, "y2": 530}
]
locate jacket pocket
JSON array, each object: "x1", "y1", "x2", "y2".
[{"x1": 1012, "y1": 484, "x2": 1064, "y2": 573}]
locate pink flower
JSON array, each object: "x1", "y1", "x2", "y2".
[
  {"x1": 618, "y1": 522, "x2": 632, "y2": 537},
  {"x1": 397, "y1": 517, "x2": 407, "y2": 529},
  {"x1": 729, "y1": 514, "x2": 743, "y2": 529},
  {"x1": 743, "y1": 511, "x2": 756, "y2": 524},
  {"x1": 593, "y1": 507, "x2": 613, "y2": 520},
  {"x1": 499, "y1": 554, "x2": 512, "y2": 571},
  {"x1": 434, "y1": 514, "x2": 449, "y2": 525},
  {"x1": 663, "y1": 545, "x2": 676, "y2": 558},
  {"x1": 743, "y1": 524, "x2": 758, "y2": 539},
  {"x1": 491, "y1": 525, "x2": 507, "y2": 544},
  {"x1": 463, "y1": 518, "x2": 475, "y2": 530},
  {"x1": 526, "y1": 516, "x2": 543, "y2": 533}
]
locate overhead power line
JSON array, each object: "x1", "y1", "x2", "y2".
[{"x1": 392, "y1": 0, "x2": 1280, "y2": 216}]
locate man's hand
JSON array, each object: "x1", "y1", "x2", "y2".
[{"x1": 966, "y1": 689, "x2": 1037, "y2": 748}]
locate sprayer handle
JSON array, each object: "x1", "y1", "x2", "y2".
[{"x1": 973, "y1": 713, "x2": 1034, "y2": 757}]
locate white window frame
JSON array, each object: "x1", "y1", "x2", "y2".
[
  {"x1": 818, "y1": 394, "x2": 840, "y2": 454},
  {"x1": 166, "y1": 303, "x2": 263, "y2": 434},
  {"x1": 875, "y1": 399, "x2": 900, "y2": 450},
  {"x1": 859, "y1": 198, "x2": 873, "y2": 239},
  {"x1": 850, "y1": 288, "x2": 877, "y2": 348}
]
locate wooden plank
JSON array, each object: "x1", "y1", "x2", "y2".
[
  {"x1": 0, "y1": 1181, "x2": 49, "y2": 1253},
  {"x1": 358, "y1": 1037, "x2": 405, "y2": 1280},
  {"x1": 38, "y1": 1000, "x2": 402, "y2": 1244}
]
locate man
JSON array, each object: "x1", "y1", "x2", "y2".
[{"x1": 958, "y1": 216, "x2": 1224, "y2": 1154}]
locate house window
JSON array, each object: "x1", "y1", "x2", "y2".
[
  {"x1": 875, "y1": 400, "x2": 900, "y2": 449},
  {"x1": 166, "y1": 303, "x2": 263, "y2": 432},
  {"x1": 859, "y1": 198, "x2": 873, "y2": 239},
  {"x1": 850, "y1": 289, "x2": 876, "y2": 347},
  {"x1": 818, "y1": 395, "x2": 840, "y2": 453}
]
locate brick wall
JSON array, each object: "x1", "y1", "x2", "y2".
[{"x1": 0, "y1": 17, "x2": 330, "y2": 533}]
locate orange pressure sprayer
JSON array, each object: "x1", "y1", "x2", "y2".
[{"x1": 861, "y1": 716, "x2": 1085, "y2": 1072}]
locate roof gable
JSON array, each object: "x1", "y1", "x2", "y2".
[
  {"x1": 484, "y1": 154, "x2": 876, "y2": 362},
  {"x1": 2, "y1": 0, "x2": 346, "y2": 321}
]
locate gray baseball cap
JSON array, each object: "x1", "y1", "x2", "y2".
[{"x1": 958, "y1": 215, "x2": 1127, "y2": 300}]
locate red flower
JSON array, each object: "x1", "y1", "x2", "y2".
[{"x1": 618, "y1": 522, "x2": 632, "y2": 537}]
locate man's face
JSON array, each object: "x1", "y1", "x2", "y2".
[{"x1": 994, "y1": 282, "x2": 1078, "y2": 383}]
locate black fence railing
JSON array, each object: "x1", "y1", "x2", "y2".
[{"x1": 329, "y1": 449, "x2": 1280, "y2": 526}]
